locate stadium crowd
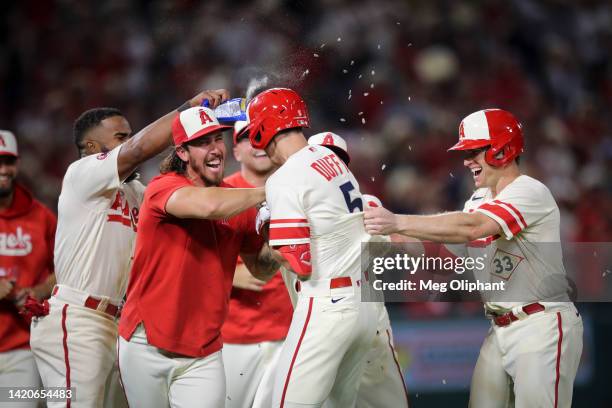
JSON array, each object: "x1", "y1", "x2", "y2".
[
  {"x1": 1, "y1": 3, "x2": 612, "y2": 405},
  {"x1": 2, "y1": 0, "x2": 610, "y2": 244},
  {"x1": 1, "y1": 0, "x2": 610, "y2": 266}
]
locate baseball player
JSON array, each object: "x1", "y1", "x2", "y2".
[
  {"x1": 0, "y1": 130, "x2": 56, "y2": 408},
  {"x1": 364, "y1": 109, "x2": 583, "y2": 407},
  {"x1": 117, "y1": 106, "x2": 279, "y2": 408},
  {"x1": 29, "y1": 89, "x2": 229, "y2": 408},
  {"x1": 307, "y1": 132, "x2": 409, "y2": 408},
  {"x1": 244, "y1": 88, "x2": 378, "y2": 408},
  {"x1": 222, "y1": 121, "x2": 293, "y2": 408}
]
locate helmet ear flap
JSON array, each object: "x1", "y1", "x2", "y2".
[
  {"x1": 485, "y1": 143, "x2": 516, "y2": 167},
  {"x1": 484, "y1": 146, "x2": 499, "y2": 167}
]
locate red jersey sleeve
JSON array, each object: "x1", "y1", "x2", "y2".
[{"x1": 147, "y1": 173, "x2": 192, "y2": 217}]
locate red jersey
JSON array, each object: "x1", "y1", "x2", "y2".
[
  {"x1": 119, "y1": 172, "x2": 263, "y2": 357},
  {"x1": 0, "y1": 183, "x2": 56, "y2": 352},
  {"x1": 221, "y1": 172, "x2": 293, "y2": 344}
]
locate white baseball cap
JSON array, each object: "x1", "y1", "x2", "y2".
[
  {"x1": 308, "y1": 131, "x2": 350, "y2": 164},
  {"x1": 172, "y1": 107, "x2": 232, "y2": 146},
  {"x1": 0, "y1": 130, "x2": 18, "y2": 157},
  {"x1": 233, "y1": 120, "x2": 248, "y2": 145}
]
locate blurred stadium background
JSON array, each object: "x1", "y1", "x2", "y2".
[{"x1": 1, "y1": 0, "x2": 611, "y2": 405}]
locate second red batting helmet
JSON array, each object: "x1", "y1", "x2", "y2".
[
  {"x1": 448, "y1": 109, "x2": 524, "y2": 167},
  {"x1": 245, "y1": 88, "x2": 310, "y2": 150}
]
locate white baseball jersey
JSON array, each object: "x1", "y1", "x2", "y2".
[
  {"x1": 266, "y1": 144, "x2": 370, "y2": 282},
  {"x1": 460, "y1": 175, "x2": 570, "y2": 312},
  {"x1": 54, "y1": 145, "x2": 144, "y2": 301}
]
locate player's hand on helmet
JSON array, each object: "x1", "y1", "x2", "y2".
[
  {"x1": 364, "y1": 206, "x2": 398, "y2": 236},
  {"x1": 256, "y1": 203, "x2": 271, "y2": 236},
  {"x1": 233, "y1": 265, "x2": 266, "y2": 292},
  {"x1": 189, "y1": 89, "x2": 230, "y2": 109},
  {"x1": 0, "y1": 279, "x2": 14, "y2": 300}
]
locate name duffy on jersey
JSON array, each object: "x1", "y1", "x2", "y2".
[{"x1": 0, "y1": 227, "x2": 32, "y2": 256}]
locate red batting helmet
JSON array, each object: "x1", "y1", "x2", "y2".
[
  {"x1": 448, "y1": 109, "x2": 524, "y2": 167},
  {"x1": 245, "y1": 88, "x2": 310, "y2": 150}
]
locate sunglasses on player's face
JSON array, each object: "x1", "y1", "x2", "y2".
[{"x1": 463, "y1": 147, "x2": 488, "y2": 161}]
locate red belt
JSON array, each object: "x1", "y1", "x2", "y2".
[
  {"x1": 51, "y1": 286, "x2": 120, "y2": 317},
  {"x1": 493, "y1": 303, "x2": 545, "y2": 327},
  {"x1": 84, "y1": 297, "x2": 120, "y2": 317},
  {"x1": 295, "y1": 277, "x2": 353, "y2": 293}
]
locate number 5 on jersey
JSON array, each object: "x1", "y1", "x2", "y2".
[{"x1": 339, "y1": 181, "x2": 363, "y2": 213}]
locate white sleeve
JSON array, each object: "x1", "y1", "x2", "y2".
[
  {"x1": 63, "y1": 145, "x2": 122, "y2": 202},
  {"x1": 475, "y1": 179, "x2": 553, "y2": 239},
  {"x1": 266, "y1": 180, "x2": 310, "y2": 247}
]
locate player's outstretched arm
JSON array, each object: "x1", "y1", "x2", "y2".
[
  {"x1": 240, "y1": 243, "x2": 281, "y2": 282},
  {"x1": 117, "y1": 89, "x2": 230, "y2": 181},
  {"x1": 166, "y1": 187, "x2": 266, "y2": 220},
  {"x1": 364, "y1": 206, "x2": 501, "y2": 243}
]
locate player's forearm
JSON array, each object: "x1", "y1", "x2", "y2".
[
  {"x1": 33, "y1": 273, "x2": 56, "y2": 299},
  {"x1": 395, "y1": 212, "x2": 481, "y2": 243},
  {"x1": 117, "y1": 111, "x2": 175, "y2": 180},
  {"x1": 168, "y1": 187, "x2": 265, "y2": 219},
  {"x1": 250, "y1": 244, "x2": 280, "y2": 281}
]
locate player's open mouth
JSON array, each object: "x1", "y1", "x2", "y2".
[
  {"x1": 254, "y1": 152, "x2": 267, "y2": 158},
  {"x1": 471, "y1": 167, "x2": 482, "y2": 178},
  {"x1": 206, "y1": 158, "x2": 222, "y2": 169}
]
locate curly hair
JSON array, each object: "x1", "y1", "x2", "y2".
[
  {"x1": 159, "y1": 149, "x2": 187, "y2": 174},
  {"x1": 73, "y1": 107, "x2": 123, "y2": 153}
]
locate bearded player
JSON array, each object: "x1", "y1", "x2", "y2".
[
  {"x1": 118, "y1": 106, "x2": 278, "y2": 408},
  {"x1": 364, "y1": 109, "x2": 583, "y2": 407},
  {"x1": 30, "y1": 89, "x2": 229, "y2": 407},
  {"x1": 245, "y1": 88, "x2": 378, "y2": 408},
  {"x1": 222, "y1": 121, "x2": 293, "y2": 408},
  {"x1": 308, "y1": 132, "x2": 409, "y2": 408}
]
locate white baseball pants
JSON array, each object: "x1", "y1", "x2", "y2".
[
  {"x1": 118, "y1": 324, "x2": 225, "y2": 408},
  {"x1": 30, "y1": 296, "x2": 118, "y2": 408},
  {"x1": 0, "y1": 348, "x2": 42, "y2": 408},
  {"x1": 272, "y1": 286, "x2": 377, "y2": 408},
  {"x1": 223, "y1": 340, "x2": 283, "y2": 408},
  {"x1": 102, "y1": 355, "x2": 128, "y2": 408},
  {"x1": 355, "y1": 304, "x2": 409, "y2": 408},
  {"x1": 469, "y1": 303, "x2": 583, "y2": 408}
]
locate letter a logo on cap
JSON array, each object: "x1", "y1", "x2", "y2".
[
  {"x1": 171, "y1": 107, "x2": 232, "y2": 146},
  {"x1": 323, "y1": 133, "x2": 335, "y2": 146},
  {"x1": 199, "y1": 109, "x2": 213, "y2": 125}
]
